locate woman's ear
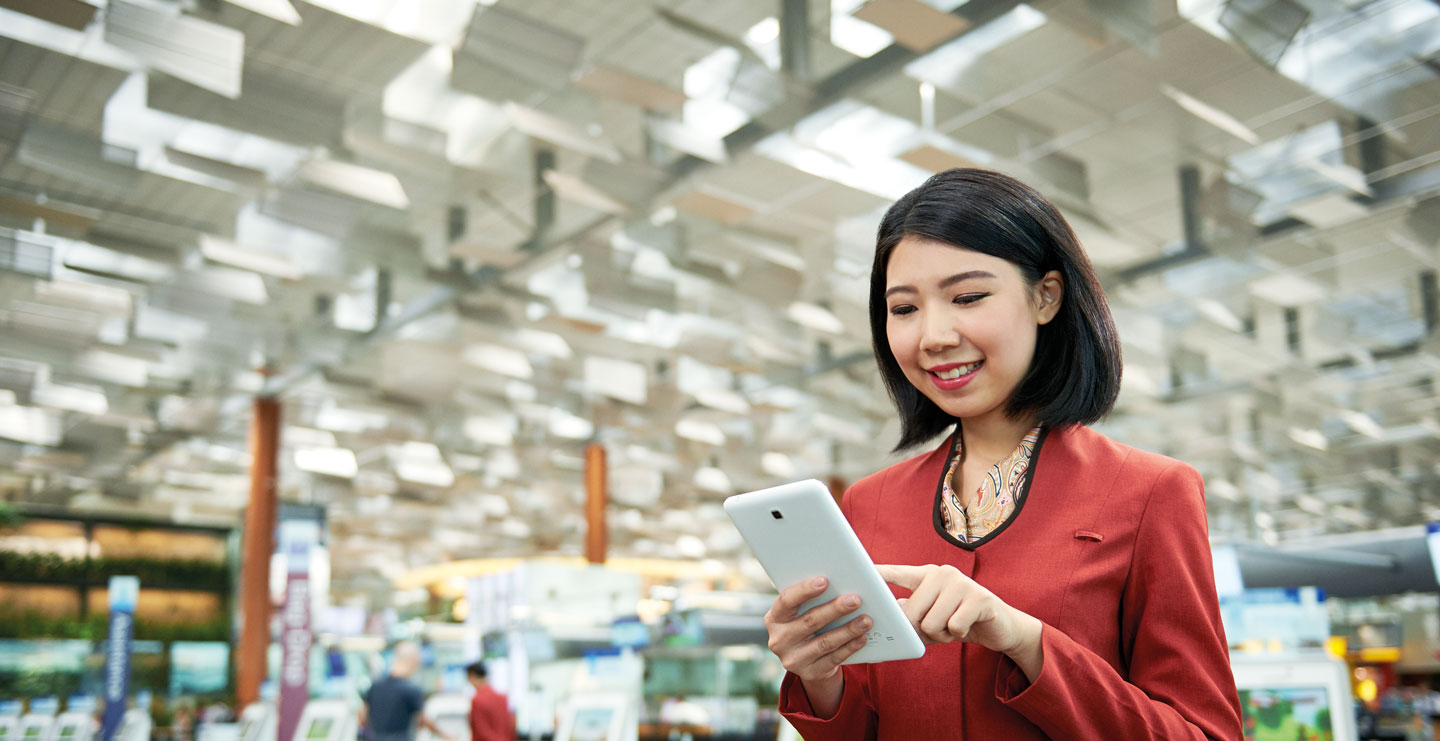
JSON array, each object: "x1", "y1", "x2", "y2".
[{"x1": 1036, "y1": 270, "x2": 1064, "y2": 325}]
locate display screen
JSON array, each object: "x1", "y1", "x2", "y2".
[
  {"x1": 23, "y1": 727, "x2": 41, "y2": 739},
  {"x1": 305, "y1": 719, "x2": 332, "y2": 740},
  {"x1": 570, "y1": 708, "x2": 614, "y2": 741},
  {"x1": 56, "y1": 726, "x2": 77, "y2": 740},
  {"x1": 1240, "y1": 687, "x2": 1333, "y2": 741}
]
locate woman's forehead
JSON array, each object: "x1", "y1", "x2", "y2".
[{"x1": 886, "y1": 237, "x2": 1021, "y2": 280}]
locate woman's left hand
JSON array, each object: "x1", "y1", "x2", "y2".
[{"x1": 877, "y1": 564, "x2": 1045, "y2": 676}]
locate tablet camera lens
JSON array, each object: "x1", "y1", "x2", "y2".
[{"x1": 771, "y1": 509, "x2": 783, "y2": 519}]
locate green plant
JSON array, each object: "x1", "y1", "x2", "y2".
[{"x1": 0, "y1": 551, "x2": 231, "y2": 590}]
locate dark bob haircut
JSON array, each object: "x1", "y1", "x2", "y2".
[
  {"x1": 466, "y1": 661, "x2": 487, "y2": 678},
  {"x1": 870, "y1": 168, "x2": 1122, "y2": 451}
]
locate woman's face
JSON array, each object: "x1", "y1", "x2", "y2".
[{"x1": 884, "y1": 236, "x2": 1062, "y2": 425}]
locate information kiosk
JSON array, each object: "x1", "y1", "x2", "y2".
[
  {"x1": 0, "y1": 712, "x2": 18, "y2": 741},
  {"x1": 44, "y1": 712, "x2": 93, "y2": 741},
  {"x1": 0, "y1": 702, "x2": 20, "y2": 741},
  {"x1": 416, "y1": 695, "x2": 470, "y2": 741},
  {"x1": 236, "y1": 703, "x2": 275, "y2": 741},
  {"x1": 1232, "y1": 653, "x2": 1358, "y2": 741},
  {"x1": 17, "y1": 712, "x2": 55, "y2": 741},
  {"x1": 115, "y1": 709, "x2": 150, "y2": 741},
  {"x1": 292, "y1": 700, "x2": 355, "y2": 741}
]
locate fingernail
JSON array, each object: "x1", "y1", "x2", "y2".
[
  {"x1": 843, "y1": 595, "x2": 860, "y2": 608},
  {"x1": 812, "y1": 577, "x2": 826, "y2": 588},
  {"x1": 860, "y1": 617, "x2": 872, "y2": 628}
]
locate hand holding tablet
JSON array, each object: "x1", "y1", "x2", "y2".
[{"x1": 724, "y1": 479, "x2": 926, "y2": 668}]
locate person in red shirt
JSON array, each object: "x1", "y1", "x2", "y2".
[
  {"x1": 465, "y1": 662, "x2": 514, "y2": 741},
  {"x1": 763, "y1": 168, "x2": 1243, "y2": 739}
]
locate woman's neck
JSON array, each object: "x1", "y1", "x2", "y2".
[{"x1": 958, "y1": 409, "x2": 1037, "y2": 464}]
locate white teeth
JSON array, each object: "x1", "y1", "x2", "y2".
[{"x1": 935, "y1": 361, "x2": 980, "y2": 380}]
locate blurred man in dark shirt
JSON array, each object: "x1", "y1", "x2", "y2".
[{"x1": 360, "y1": 642, "x2": 451, "y2": 741}]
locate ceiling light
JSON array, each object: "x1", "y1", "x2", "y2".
[
  {"x1": 831, "y1": 0, "x2": 894, "y2": 58},
  {"x1": 464, "y1": 414, "x2": 516, "y2": 447},
  {"x1": 1194, "y1": 298, "x2": 1246, "y2": 333},
  {"x1": 786, "y1": 302, "x2": 846, "y2": 334},
  {"x1": 31, "y1": 383, "x2": 107, "y2": 415},
  {"x1": 675, "y1": 534, "x2": 708, "y2": 559},
  {"x1": 1160, "y1": 85, "x2": 1260, "y2": 145},
  {"x1": 393, "y1": 442, "x2": 454, "y2": 488},
  {"x1": 694, "y1": 466, "x2": 732, "y2": 494},
  {"x1": 464, "y1": 343, "x2": 534, "y2": 379},
  {"x1": 584, "y1": 356, "x2": 648, "y2": 405},
  {"x1": 200, "y1": 235, "x2": 304, "y2": 280},
  {"x1": 1287, "y1": 427, "x2": 1328, "y2": 451},
  {"x1": 762, "y1": 452, "x2": 796, "y2": 478},
  {"x1": 294, "y1": 447, "x2": 359, "y2": 479},
  {"x1": 1338, "y1": 410, "x2": 1383, "y2": 439},
  {"x1": 694, "y1": 388, "x2": 750, "y2": 415},
  {"x1": 548, "y1": 409, "x2": 594, "y2": 440},
  {"x1": 676, "y1": 419, "x2": 726, "y2": 446}
]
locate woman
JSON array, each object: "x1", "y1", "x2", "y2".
[{"x1": 765, "y1": 169, "x2": 1242, "y2": 739}]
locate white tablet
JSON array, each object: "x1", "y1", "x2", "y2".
[{"x1": 725, "y1": 479, "x2": 925, "y2": 664}]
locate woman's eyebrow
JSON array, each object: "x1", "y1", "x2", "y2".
[{"x1": 885, "y1": 270, "x2": 997, "y2": 299}]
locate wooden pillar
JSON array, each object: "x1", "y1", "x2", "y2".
[
  {"x1": 236, "y1": 397, "x2": 281, "y2": 709},
  {"x1": 584, "y1": 442, "x2": 607, "y2": 564}
]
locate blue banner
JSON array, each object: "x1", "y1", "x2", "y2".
[{"x1": 99, "y1": 576, "x2": 139, "y2": 741}]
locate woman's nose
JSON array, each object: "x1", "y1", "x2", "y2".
[{"x1": 920, "y1": 312, "x2": 960, "y2": 352}]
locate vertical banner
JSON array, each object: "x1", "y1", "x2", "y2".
[
  {"x1": 277, "y1": 521, "x2": 318, "y2": 741},
  {"x1": 99, "y1": 576, "x2": 139, "y2": 741}
]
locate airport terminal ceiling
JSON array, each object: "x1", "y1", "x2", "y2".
[{"x1": 0, "y1": 0, "x2": 1437, "y2": 601}]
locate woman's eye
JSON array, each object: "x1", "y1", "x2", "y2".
[
  {"x1": 955, "y1": 293, "x2": 988, "y2": 305},
  {"x1": 889, "y1": 305, "x2": 915, "y2": 316}
]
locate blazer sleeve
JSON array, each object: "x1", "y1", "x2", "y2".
[
  {"x1": 776, "y1": 480, "x2": 880, "y2": 740},
  {"x1": 993, "y1": 462, "x2": 1243, "y2": 740}
]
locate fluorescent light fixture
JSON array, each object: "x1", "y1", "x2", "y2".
[
  {"x1": 1160, "y1": 85, "x2": 1260, "y2": 145},
  {"x1": 283, "y1": 426, "x2": 337, "y2": 447},
  {"x1": 1248, "y1": 273, "x2": 1327, "y2": 306},
  {"x1": 31, "y1": 383, "x2": 108, "y2": 415},
  {"x1": 294, "y1": 447, "x2": 359, "y2": 479},
  {"x1": 1287, "y1": 427, "x2": 1328, "y2": 451},
  {"x1": 0, "y1": 405, "x2": 62, "y2": 446},
  {"x1": 1194, "y1": 298, "x2": 1245, "y2": 333},
  {"x1": 393, "y1": 441, "x2": 454, "y2": 487},
  {"x1": 695, "y1": 388, "x2": 750, "y2": 415},
  {"x1": 787, "y1": 301, "x2": 846, "y2": 334},
  {"x1": 503, "y1": 102, "x2": 622, "y2": 163},
  {"x1": 548, "y1": 409, "x2": 594, "y2": 440},
  {"x1": 831, "y1": 0, "x2": 895, "y2": 57},
  {"x1": 76, "y1": 349, "x2": 149, "y2": 387},
  {"x1": 676, "y1": 534, "x2": 708, "y2": 558},
  {"x1": 225, "y1": 0, "x2": 301, "y2": 24},
  {"x1": 297, "y1": 158, "x2": 411, "y2": 209},
  {"x1": 200, "y1": 235, "x2": 304, "y2": 279},
  {"x1": 762, "y1": 452, "x2": 796, "y2": 478},
  {"x1": 584, "y1": 356, "x2": 648, "y2": 405},
  {"x1": 464, "y1": 343, "x2": 534, "y2": 379},
  {"x1": 314, "y1": 404, "x2": 389, "y2": 433},
  {"x1": 464, "y1": 414, "x2": 517, "y2": 446},
  {"x1": 1339, "y1": 410, "x2": 1383, "y2": 439},
  {"x1": 676, "y1": 418, "x2": 726, "y2": 446}
]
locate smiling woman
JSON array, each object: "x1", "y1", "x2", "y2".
[{"x1": 761, "y1": 169, "x2": 1244, "y2": 740}]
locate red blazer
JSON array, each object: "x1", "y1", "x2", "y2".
[{"x1": 779, "y1": 424, "x2": 1242, "y2": 740}]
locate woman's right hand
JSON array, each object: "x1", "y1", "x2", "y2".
[{"x1": 763, "y1": 576, "x2": 871, "y2": 713}]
